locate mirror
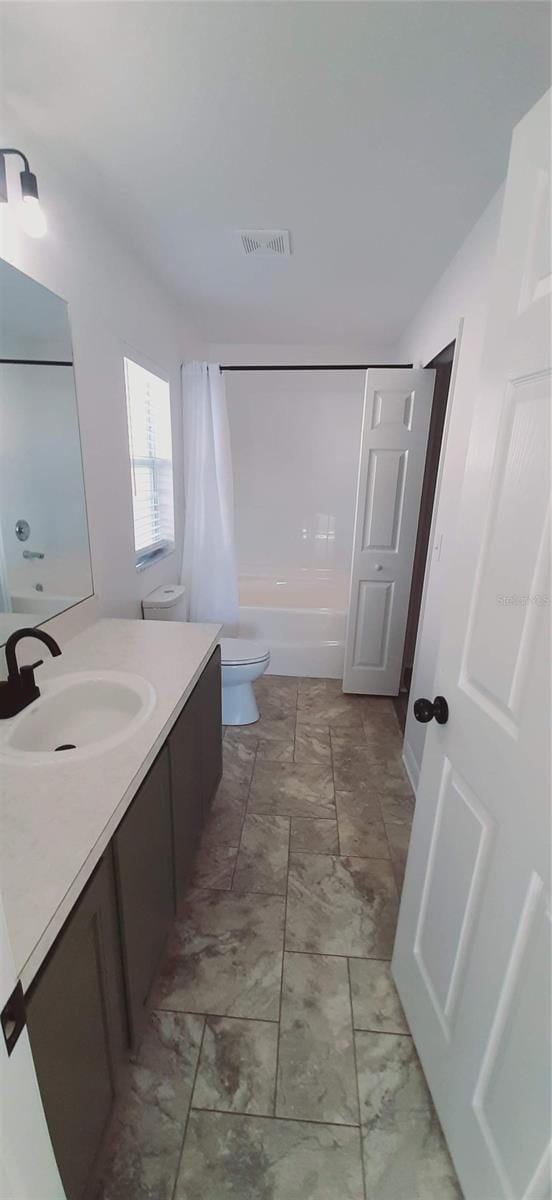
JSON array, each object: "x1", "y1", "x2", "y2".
[{"x1": 0, "y1": 259, "x2": 93, "y2": 645}]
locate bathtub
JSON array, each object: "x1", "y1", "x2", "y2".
[
  {"x1": 237, "y1": 570, "x2": 349, "y2": 678},
  {"x1": 11, "y1": 591, "x2": 81, "y2": 619}
]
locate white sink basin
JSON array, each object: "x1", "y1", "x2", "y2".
[{"x1": 0, "y1": 671, "x2": 156, "y2": 763}]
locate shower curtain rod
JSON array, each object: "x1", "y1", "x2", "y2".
[{"x1": 219, "y1": 363, "x2": 413, "y2": 372}]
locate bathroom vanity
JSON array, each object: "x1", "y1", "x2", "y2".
[{"x1": 0, "y1": 617, "x2": 222, "y2": 1200}]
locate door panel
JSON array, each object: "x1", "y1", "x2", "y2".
[
  {"x1": 362, "y1": 450, "x2": 406, "y2": 550},
  {"x1": 343, "y1": 368, "x2": 435, "y2": 694},
  {"x1": 114, "y1": 747, "x2": 174, "y2": 1048},
  {"x1": 353, "y1": 580, "x2": 393, "y2": 668},
  {"x1": 197, "y1": 646, "x2": 223, "y2": 812},
  {"x1": 462, "y1": 373, "x2": 550, "y2": 722},
  {"x1": 392, "y1": 90, "x2": 551, "y2": 1199},
  {"x1": 169, "y1": 684, "x2": 203, "y2": 910},
  {"x1": 472, "y1": 875, "x2": 551, "y2": 1199},
  {"x1": 413, "y1": 761, "x2": 494, "y2": 1037},
  {"x1": 26, "y1": 854, "x2": 125, "y2": 1200}
]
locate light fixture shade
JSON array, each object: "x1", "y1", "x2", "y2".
[{"x1": 20, "y1": 168, "x2": 39, "y2": 202}]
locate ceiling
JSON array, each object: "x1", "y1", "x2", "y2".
[{"x1": 1, "y1": 2, "x2": 550, "y2": 347}]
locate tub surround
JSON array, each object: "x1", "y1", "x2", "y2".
[{"x1": 0, "y1": 616, "x2": 221, "y2": 991}]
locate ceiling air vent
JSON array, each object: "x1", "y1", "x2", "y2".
[{"x1": 239, "y1": 229, "x2": 291, "y2": 257}]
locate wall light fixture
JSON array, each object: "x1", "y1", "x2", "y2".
[{"x1": 0, "y1": 148, "x2": 47, "y2": 238}]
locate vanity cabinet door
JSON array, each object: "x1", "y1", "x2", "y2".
[
  {"x1": 198, "y1": 645, "x2": 223, "y2": 812},
  {"x1": 26, "y1": 851, "x2": 126, "y2": 1200},
  {"x1": 114, "y1": 746, "x2": 174, "y2": 1047},
  {"x1": 169, "y1": 685, "x2": 203, "y2": 909}
]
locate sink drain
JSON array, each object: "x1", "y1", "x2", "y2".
[{"x1": 54, "y1": 744, "x2": 77, "y2": 752}]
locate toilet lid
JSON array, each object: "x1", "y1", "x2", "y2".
[{"x1": 219, "y1": 637, "x2": 270, "y2": 666}]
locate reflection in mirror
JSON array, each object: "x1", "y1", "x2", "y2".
[{"x1": 0, "y1": 258, "x2": 94, "y2": 645}]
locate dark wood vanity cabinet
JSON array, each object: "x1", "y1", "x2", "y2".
[
  {"x1": 169, "y1": 683, "x2": 203, "y2": 908},
  {"x1": 26, "y1": 852, "x2": 126, "y2": 1200},
  {"x1": 114, "y1": 744, "x2": 174, "y2": 1047},
  {"x1": 197, "y1": 644, "x2": 223, "y2": 813},
  {"x1": 168, "y1": 646, "x2": 223, "y2": 908},
  {"x1": 25, "y1": 646, "x2": 222, "y2": 1199}
]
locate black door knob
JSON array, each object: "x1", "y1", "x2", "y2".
[{"x1": 413, "y1": 695, "x2": 449, "y2": 725}]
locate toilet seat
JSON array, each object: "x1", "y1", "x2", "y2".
[{"x1": 219, "y1": 637, "x2": 270, "y2": 667}]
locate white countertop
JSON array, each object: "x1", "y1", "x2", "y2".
[{"x1": 0, "y1": 617, "x2": 221, "y2": 991}]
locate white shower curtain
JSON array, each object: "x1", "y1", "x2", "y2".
[{"x1": 180, "y1": 362, "x2": 239, "y2": 626}]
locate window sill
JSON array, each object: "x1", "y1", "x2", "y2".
[{"x1": 135, "y1": 544, "x2": 176, "y2": 573}]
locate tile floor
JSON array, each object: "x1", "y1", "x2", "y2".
[{"x1": 98, "y1": 675, "x2": 462, "y2": 1200}]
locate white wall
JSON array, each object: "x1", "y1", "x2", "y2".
[
  {"x1": 224, "y1": 367, "x2": 365, "y2": 579},
  {"x1": 208, "y1": 343, "x2": 399, "y2": 366},
  {"x1": 397, "y1": 185, "x2": 504, "y2": 789},
  {"x1": 0, "y1": 111, "x2": 206, "y2": 622}
]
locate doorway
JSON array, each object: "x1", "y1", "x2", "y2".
[{"x1": 393, "y1": 341, "x2": 456, "y2": 731}]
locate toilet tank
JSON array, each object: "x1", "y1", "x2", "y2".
[{"x1": 142, "y1": 584, "x2": 188, "y2": 621}]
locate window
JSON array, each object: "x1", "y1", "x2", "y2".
[{"x1": 124, "y1": 356, "x2": 175, "y2": 568}]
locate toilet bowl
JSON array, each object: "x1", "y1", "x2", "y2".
[
  {"x1": 220, "y1": 637, "x2": 270, "y2": 725},
  {"x1": 141, "y1": 585, "x2": 270, "y2": 727}
]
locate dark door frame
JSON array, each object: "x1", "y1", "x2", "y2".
[{"x1": 393, "y1": 341, "x2": 456, "y2": 731}]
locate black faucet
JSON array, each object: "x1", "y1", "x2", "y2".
[{"x1": 0, "y1": 627, "x2": 62, "y2": 719}]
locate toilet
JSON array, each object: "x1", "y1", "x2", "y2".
[
  {"x1": 142, "y1": 585, "x2": 270, "y2": 726},
  {"x1": 218, "y1": 637, "x2": 270, "y2": 725}
]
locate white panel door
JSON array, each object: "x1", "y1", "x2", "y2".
[
  {"x1": 393, "y1": 90, "x2": 551, "y2": 1200},
  {"x1": 343, "y1": 368, "x2": 435, "y2": 694}
]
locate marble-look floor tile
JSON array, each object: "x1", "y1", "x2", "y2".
[
  {"x1": 296, "y1": 694, "x2": 367, "y2": 729},
  {"x1": 336, "y1": 791, "x2": 390, "y2": 858},
  {"x1": 380, "y1": 795, "x2": 414, "y2": 889},
  {"x1": 256, "y1": 736, "x2": 295, "y2": 762},
  {"x1": 202, "y1": 782, "x2": 247, "y2": 846},
  {"x1": 332, "y1": 745, "x2": 413, "y2": 796},
  {"x1": 349, "y1": 960, "x2": 409, "y2": 1033},
  {"x1": 290, "y1": 816, "x2": 339, "y2": 854},
  {"x1": 330, "y1": 727, "x2": 371, "y2": 751},
  {"x1": 222, "y1": 737, "x2": 257, "y2": 786},
  {"x1": 233, "y1": 814, "x2": 289, "y2": 895},
  {"x1": 355, "y1": 1032, "x2": 462, "y2": 1199},
  {"x1": 380, "y1": 794, "x2": 414, "y2": 849},
  {"x1": 362, "y1": 717, "x2": 403, "y2": 753},
  {"x1": 256, "y1": 673, "x2": 298, "y2": 697},
  {"x1": 176, "y1": 1110, "x2": 364, "y2": 1200},
  {"x1": 294, "y1": 725, "x2": 332, "y2": 765},
  {"x1": 297, "y1": 681, "x2": 390, "y2": 731},
  {"x1": 277, "y1": 952, "x2": 358, "y2": 1125},
  {"x1": 392, "y1": 856, "x2": 407, "y2": 895},
  {"x1": 193, "y1": 1016, "x2": 278, "y2": 1116},
  {"x1": 153, "y1": 891, "x2": 284, "y2": 1020},
  {"x1": 254, "y1": 677, "x2": 298, "y2": 717},
  {"x1": 331, "y1": 709, "x2": 402, "y2": 756},
  {"x1": 286, "y1": 853, "x2": 398, "y2": 958},
  {"x1": 360, "y1": 696, "x2": 397, "y2": 720},
  {"x1": 248, "y1": 760, "x2": 335, "y2": 818},
  {"x1": 98, "y1": 1010, "x2": 204, "y2": 1200},
  {"x1": 192, "y1": 842, "x2": 238, "y2": 890},
  {"x1": 246, "y1": 712, "x2": 299, "y2": 742},
  {"x1": 297, "y1": 677, "x2": 345, "y2": 697}
]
